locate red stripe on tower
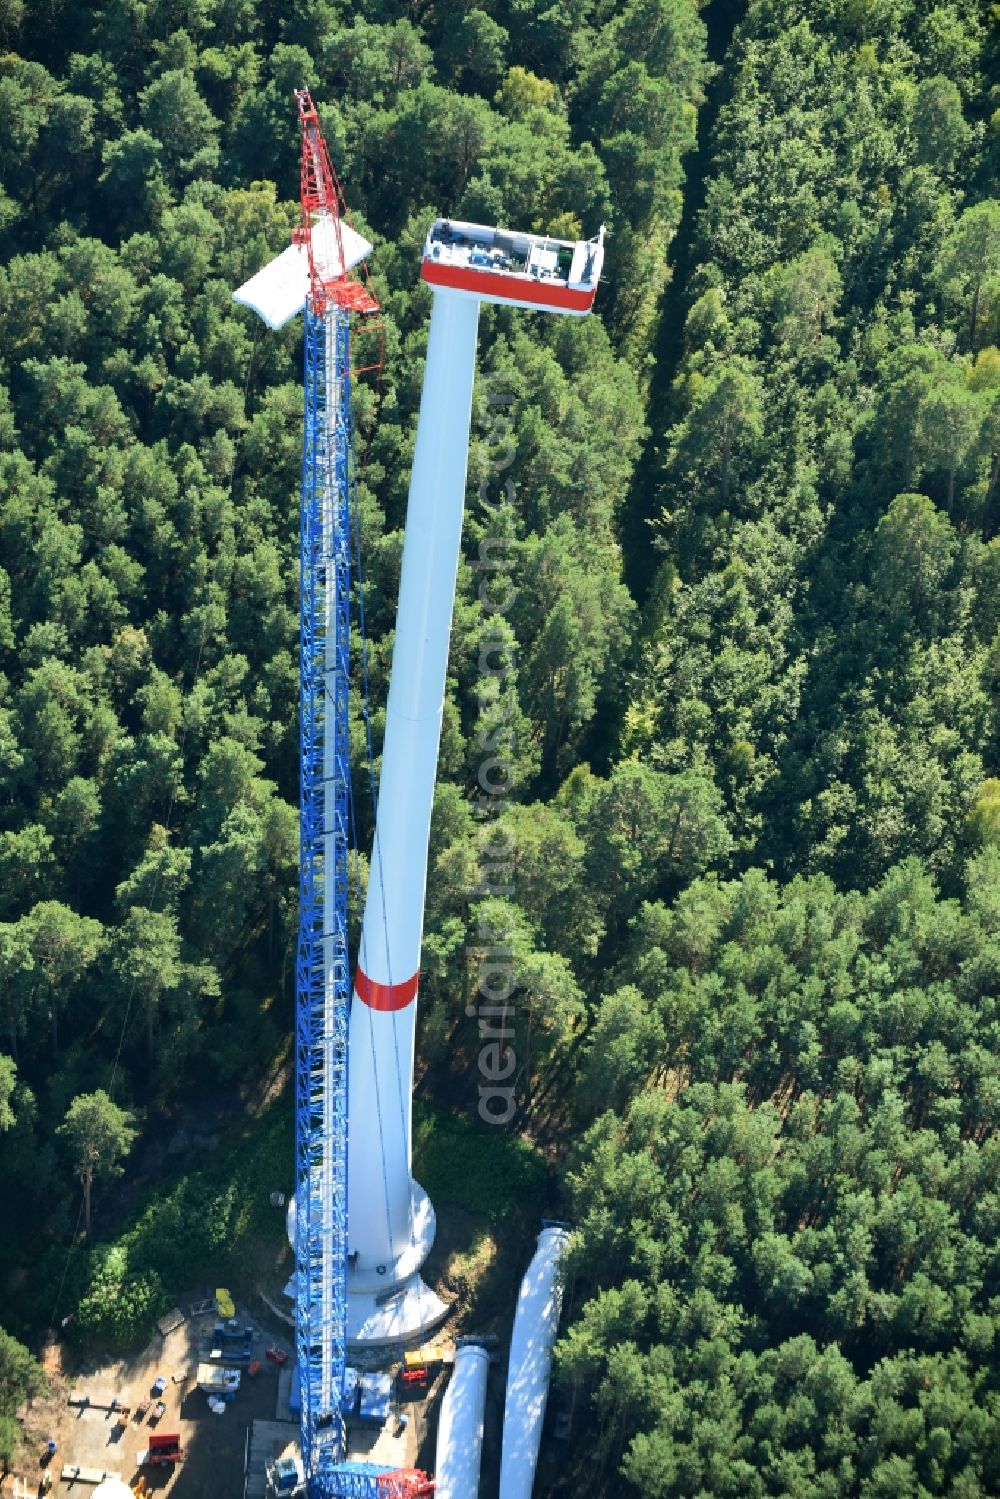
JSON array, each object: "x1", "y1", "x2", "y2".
[{"x1": 354, "y1": 966, "x2": 420, "y2": 1012}]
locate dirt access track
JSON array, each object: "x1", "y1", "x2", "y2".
[{"x1": 11, "y1": 1302, "x2": 288, "y2": 1499}]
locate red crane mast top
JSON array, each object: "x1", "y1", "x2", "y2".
[{"x1": 294, "y1": 88, "x2": 379, "y2": 318}]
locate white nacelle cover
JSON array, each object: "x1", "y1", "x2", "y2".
[{"x1": 233, "y1": 217, "x2": 373, "y2": 329}]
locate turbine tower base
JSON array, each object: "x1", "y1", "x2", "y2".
[
  {"x1": 347, "y1": 1275, "x2": 449, "y2": 1350},
  {"x1": 346, "y1": 1179, "x2": 450, "y2": 1349}
]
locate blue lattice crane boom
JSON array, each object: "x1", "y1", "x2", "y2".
[
  {"x1": 234, "y1": 92, "x2": 433, "y2": 1499},
  {"x1": 293, "y1": 86, "x2": 362, "y2": 1486}
]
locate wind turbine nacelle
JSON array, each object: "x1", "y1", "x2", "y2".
[
  {"x1": 233, "y1": 216, "x2": 373, "y2": 329},
  {"x1": 421, "y1": 218, "x2": 605, "y2": 315}
]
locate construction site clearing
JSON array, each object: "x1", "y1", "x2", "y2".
[{"x1": 2, "y1": 1298, "x2": 445, "y2": 1499}]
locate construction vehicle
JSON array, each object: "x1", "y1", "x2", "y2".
[
  {"x1": 267, "y1": 1455, "x2": 307, "y2": 1498},
  {"x1": 208, "y1": 1321, "x2": 254, "y2": 1362},
  {"x1": 139, "y1": 1433, "x2": 183, "y2": 1467},
  {"x1": 197, "y1": 1362, "x2": 241, "y2": 1400},
  {"x1": 402, "y1": 1345, "x2": 446, "y2": 1374}
]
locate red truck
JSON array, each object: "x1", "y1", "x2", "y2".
[{"x1": 141, "y1": 1433, "x2": 184, "y2": 1466}]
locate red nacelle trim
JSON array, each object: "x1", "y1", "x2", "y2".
[
  {"x1": 355, "y1": 966, "x2": 420, "y2": 1011},
  {"x1": 421, "y1": 260, "x2": 595, "y2": 312}
]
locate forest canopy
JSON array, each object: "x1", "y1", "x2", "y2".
[{"x1": 0, "y1": 0, "x2": 999, "y2": 1493}]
